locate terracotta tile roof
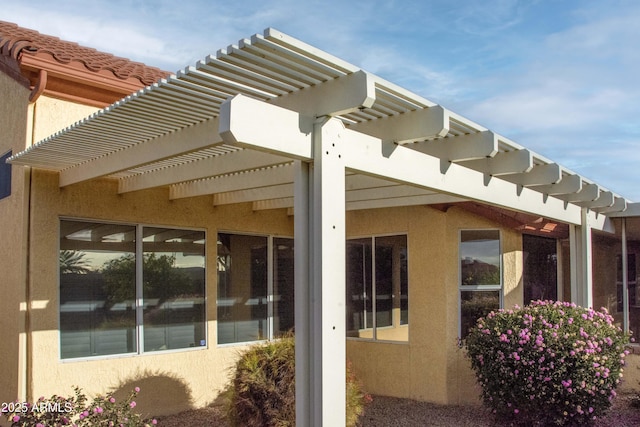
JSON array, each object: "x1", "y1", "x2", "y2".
[{"x1": 0, "y1": 20, "x2": 170, "y2": 86}]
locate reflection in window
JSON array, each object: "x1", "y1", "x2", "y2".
[
  {"x1": 274, "y1": 238, "x2": 295, "y2": 337},
  {"x1": 459, "y1": 230, "x2": 501, "y2": 338},
  {"x1": 217, "y1": 233, "x2": 294, "y2": 344},
  {"x1": 59, "y1": 220, "x2": 206, "y2": 359},
  {"x1": 60, "y1": 221, "x2": 136, "y2": 359},
  {"x1": 142, "y1": 227, "x2": 205, "y2": 352},
  {"x1": 346, "y1": 235, "x2": 408, "y2": 341},
  {"x1": 523, "y1": 234, "x2": 557, "y2": 305}
]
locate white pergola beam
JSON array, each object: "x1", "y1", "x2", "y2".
[
  {"x1": 346, "y1": 194, "x2": 464, "y2": 210},
  {"x1": 410, "y1": 130, "x2": 498, "y2": 162},
  {"x1": 59, "y1": 118, "x2": 221, "y2": 187},
  {"x1": 501, "y1": 163, "x2": 562, "y2": 186},
  {"x1": 120, "y1": 150, "x2": 291, "y2": 193},
  {"x1": 213, "y1": 183, "x2": 294, "y2": 205},
  {"x1": 576, "y1": 190, "x2": 615, "y2": 209},
  {"x1": 252, "y1": 193, "x2": 468, "y2": 212},
  {"x1": 346, "y1": 105, "x2": 449, "y2": 143},
  {"x1": 557, "y1": 183, "x2": 599, "y2": 203},
  {"x1": 219, "y1": 94, "x2": 583, "y2": 224},
  {"x1": 170, "y1": 167, "x2": 416, "y2": 201},
  {"x1": 346, "y1": 185, "x2": 436, "y2": 202},
  {"x1": 271, "y1": 70, "x2": 376, "y2": 117},
  {"x1": 339, "y1": 127, "x2": 583, "y2": 225},
  {"x1": 253, "y1": 197, "x2": 294, "y2": 211},
  {"x1": 169, "y1": 163, "x2": 294, "y2": 199},
  {"x1": 593, "y1": 197, "x2": 627, "y2": 214},
  {"x1": 220, "y1": 94, "x2": 313, "y2": 160},
  {"x1": 459, "y1": 149, "x2": 533, "y2": 176},
  {"x1": 529, "y1": 173, "x2": 581, "y2": 195}
]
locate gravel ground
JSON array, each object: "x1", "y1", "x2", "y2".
[{"x1": 157, "y1": 394, "x2": 640, "y2": 426}]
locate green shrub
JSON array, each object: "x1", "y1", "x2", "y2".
[
  {"x1": 465, "y1": 300, "x2": 630, "y2": 426},
  {"x1": 2, "y1": 386, "x2": 157, "y2": 426},
  {"x1": 225, "y1": 336, "x2": 371, "y2": 427}
]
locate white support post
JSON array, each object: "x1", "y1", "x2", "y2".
[
  {"x1": 294, "y1": 117, "x2": 346, "y2": 426},
  {"x1": 312, "y1": 118, "x2": 346, "y2": 425},
  {"x1": 581, "y1": 208, "x2": 594, "y2": 308},
  {"x1": 622, "y1": 218, "x2": 629, "y2": 332},
  {"x1": 294, "y1": 160, "x2": 311, "y2": 426},
  {"x1": 569, "y1": 224, "x2": 580, "y2": 305},
  {"x1": 570, "y1": 210, "x2": 594, "y2": 307},
  {"x1": 556, "y1": 239, "x2": 564, "y2": 302}
]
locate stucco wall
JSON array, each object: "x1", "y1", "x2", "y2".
[
  {"x1": 345, "y1": 205, "x2": 524, "y2": 405},
  {"x1": 0, "y1": 69, "x2": 31, "y2": 408},
  {"x1": 26, "y1": 169, "x2": 294, "y2": 416},
  {"x1": 30, "y1": 96, "x2": 98, "y2": 143},
  {"x1": 24, "y1": 163, "x2": 529, "y2": 416}
]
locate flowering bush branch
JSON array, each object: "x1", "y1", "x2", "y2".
[
  {"x1": 2, "y1": 386, "x2": 157, "y2": 427},
  {"x1": 464, "y1": 300, "x2": 630, "y2": 426}
]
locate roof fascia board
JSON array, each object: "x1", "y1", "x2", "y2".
[{"x1": 20, "y1": 54, "x2": 148, "y2": 97}]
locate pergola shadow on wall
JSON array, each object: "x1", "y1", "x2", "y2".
[{"x1": 9, "y1": 28, "x2": 631, "y2": 426}]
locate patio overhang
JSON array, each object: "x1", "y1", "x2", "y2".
[
  {"x1": 8, "y1": 28, "x2": 629, "y2": 227},
  {"x1": 8, "y1": 28, "x2": 634, "y2": 425}
]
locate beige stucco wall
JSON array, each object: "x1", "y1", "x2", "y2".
[
  {"x1": 26, "y1": 169, "x2": 294, "y2": 416},
  {"x1": 0, "y1": 69, "x2": 31, "y2": 409},
  {"x1": 29, "y1": 95, "x2": 98, "y2": 143},
  {"x1": 23, "y1": 159, "x2": 528, "y2": 416},
  {"x1": 345, "y1": 205, "x2": 524, "y2": 405}
]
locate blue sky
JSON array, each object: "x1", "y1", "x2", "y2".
[{"x1": 4, "y1": 0, "x2": 640, "y2": 201}]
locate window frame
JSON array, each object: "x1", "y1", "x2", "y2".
[
  {"x1": 0, "y1": 150, "x2": 12, "y2": 200},
  {"x1": 216, "y1": 230, "x2": 294, "y2": 346},
  {"x1": 346, "y1": 233, "x2": 409, "y2": 343},
  {"x1": 458, "y1": 229, "x2": 503, "y2": 339},
  {"x1": 58, "y1": 217, "x2": 207, "y2": 361}
]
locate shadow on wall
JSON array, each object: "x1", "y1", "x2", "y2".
[{"x1": 108, "y1": 370, "x2": 194, "y2": 417}]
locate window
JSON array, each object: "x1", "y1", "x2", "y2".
[
  {"x1": 523, "y1": 234, "x2": 558, "y2": 305},
  {"x1": 346, "y1": 235, "x2": 408, "y2": 341},
  {"x1": 459, "y1": 230, "x2": 501, "y2": 338},
  {"x1": 0, "y1": 150, "x2": 11, "y2": 200},
  {"x1": 216, "y1": 233, "x2": 294, "y2": 344},
  {"x1": 59, "y1": 220, "x2": 206, "y2": 359}
]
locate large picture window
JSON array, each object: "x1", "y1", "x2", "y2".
[
  {"x1": 459, "y1": 229, "x2": 501, "y2": 338},
  {"x1": 346, "y1": 235, "x2": 408, "y2": 342},
  {"x1": 59, "y1": 220, "x2": 206, "y2": 359},
  {"x1": 216, "y1": 233, "x2": 294, "y2": 344}
]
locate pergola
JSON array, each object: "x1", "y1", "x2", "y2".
[{"x1": 9, "y1": 28, "x2": 631, "y2": 426}]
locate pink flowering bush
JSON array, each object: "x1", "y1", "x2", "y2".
[
  {"x1": 465, "y1": 300, "x2": 630, "y2": 426},
  {"x1": 2, "y1": 386, "x2": 157, "y2": 426}
]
